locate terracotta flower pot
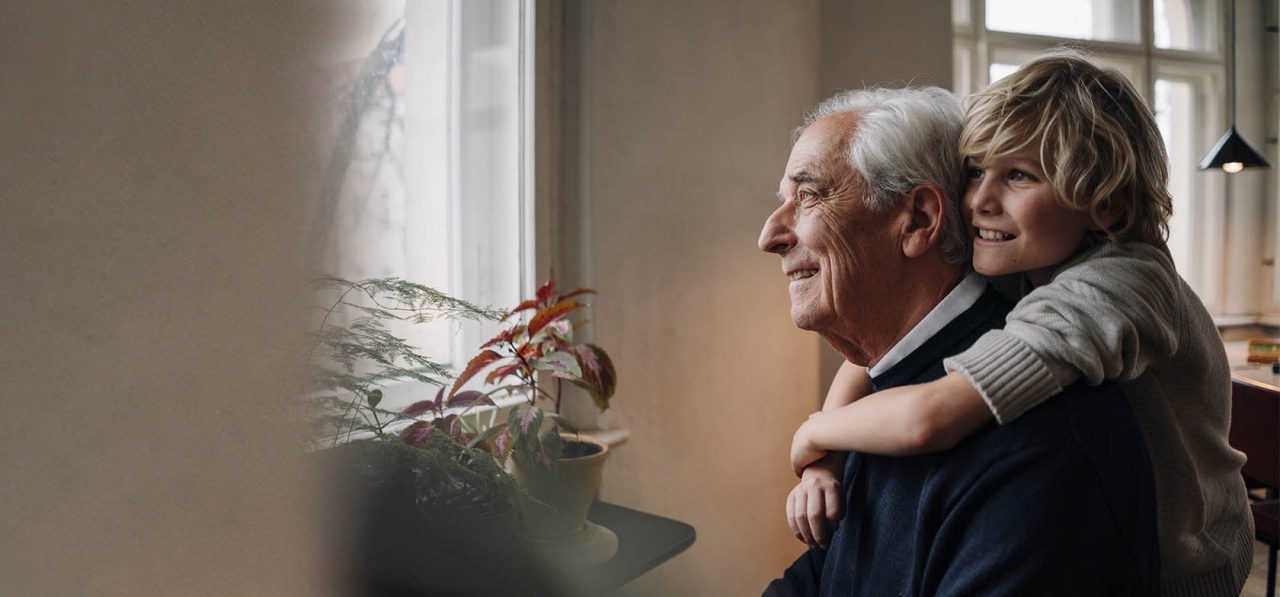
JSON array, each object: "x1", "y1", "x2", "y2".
[{"x1": 511, "y1": 433, "x2": 609, "y2": 539}]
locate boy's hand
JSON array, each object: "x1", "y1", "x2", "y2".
[
  {"x1": 790, "y1": 413, "x2": 827, "y2": 476},
  {"x1": 786, "y1": 463, "x2": 843, "y2": 548}
]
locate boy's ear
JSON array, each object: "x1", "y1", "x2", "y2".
[
  {"x1": 1090, "y1": 207, "x2": 1123, "y2": 231},
  {"x1": 901, "y1": 184, "x2": 947, "y2": 258}
]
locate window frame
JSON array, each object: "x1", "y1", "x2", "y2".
[
  {"x1": 339, "y1": 0, "x2": 621, "y2": 441},
  {"x1": 315, "y1": 0, "x2": 538, "y2": 427},
  {"x1": 953, "y1": 0, "x2": 1232, "y2": 316}
]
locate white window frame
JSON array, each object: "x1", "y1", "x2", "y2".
[
  {"x1": 317, "y1": 0, "x2": 537, "y2": 435},
  {"x1": 409, "y1": 0, "x2": 536, "y2": 418},
  {"x1": 954, "y1": 0, "x2": 1232, "y2": 316},
  {"x1": 446, "y1": 0, "x2": 537, "y2": 363}
]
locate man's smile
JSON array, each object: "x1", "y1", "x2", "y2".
[{"x1": 788, "y1": 268, "x2": 819, "y2": 281}]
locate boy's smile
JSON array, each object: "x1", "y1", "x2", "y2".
[{"x1": 964, "y1": 148, "x2": 1094, "y2": 284}]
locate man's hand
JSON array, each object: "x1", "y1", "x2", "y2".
[
  {"x1": 790, "y1": 414, "x2": 827, "y2": 476},
  {"x1": 786, "y1": 459, "x2": 844, "y2": 549}
]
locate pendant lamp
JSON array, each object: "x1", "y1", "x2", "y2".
[{"x1": 1199, "y1": 0, "x2": 1269, "y2": 172}]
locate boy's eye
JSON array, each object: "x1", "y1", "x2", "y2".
[
  {"x1": 965, "y1": 167, "x2": 984, "y2": 181},
  {"x1": 1008, "y1": 169, "x2": 1034, "y2": 182}
]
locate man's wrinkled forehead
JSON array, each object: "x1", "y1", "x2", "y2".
[{"x1": 782, "y1": 113, "x2": 860, "y2": 185}]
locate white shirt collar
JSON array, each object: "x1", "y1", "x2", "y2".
[{"x1": 866, "y1": 271, "x2": 986, "y2": 378}]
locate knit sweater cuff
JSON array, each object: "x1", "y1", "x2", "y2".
[{"x1": 942, "y1": 331, "x2": 1062, "y2": 425}]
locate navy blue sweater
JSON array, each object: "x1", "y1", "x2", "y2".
[{"x1": 766, "y1": 287, "x2": 1159, "y2": 597}]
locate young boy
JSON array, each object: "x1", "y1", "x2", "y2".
[{"x1": 786, "y1": 51, "x2": 1254, "y2": 596}]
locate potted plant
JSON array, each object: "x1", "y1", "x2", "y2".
[
  {"x1": 306, "y1": 277, "x2": 536, "y2": 587},
  {"x1": 306, "y1": 276, "x2": 505, "y2": 445},
  {"x1": 438, "y1": 279, "x2": 618, "y2": 543}
]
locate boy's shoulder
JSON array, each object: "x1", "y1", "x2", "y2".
[
  {"x1": 1054, "y1": 239, "x2": 1175, "y2": 278},
  {"x1": 1030, "y1": 239, "x2": 1183, "y2": 306}
]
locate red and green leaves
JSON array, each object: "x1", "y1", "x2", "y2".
[
  {"x1": 532, "y1": 350, "x2": 581, "y2": 378},
  {"x1": 405, "y1": 386, "x2": 497, "y2": 420},
  {"x1": 528, "y1": 301, "x2": 582, "y2": 337},
  {"x1": 451, "y1": 281, "x2": 605, "y2": 400},
  {"x1": 467, "y1": 423, "x2": 514, "y2": 460},
  {"x1": 535, "y1": 279, "x2": 557, "y2": 306},
  {"x1": 400, "y1": 414, "x2": 471, "y2": 448},
  {"x1": 570, "y1": 343, "x2": 617, "y2": 411},
  {"x1": 507, "y1": 404, "x2": 567, "y2": 472},
  {"x1": 448, "y1": 349, "x2": 501, "y2": 398},
  {"x1": 417, "y1": 279, "x2": 615, "y2": 469}
]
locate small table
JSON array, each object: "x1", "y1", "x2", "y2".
[
  {"x1": 1223, "y1": 341, "x2": 1280, "y2": 494},
  {"x1": 1225, "y1": 340, "x2": 1280, "y2": 390},
  {"x1": 581, "y1": 501, "x2": 697, "y2": 592},
  {"x1": 359, "y1": 501, "x2": 695, "y2": 596}
]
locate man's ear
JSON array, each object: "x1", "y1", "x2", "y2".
[{"x1": 901, "y1": 184, "x2": 946, "y2": 258}]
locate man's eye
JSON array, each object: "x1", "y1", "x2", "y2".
[{"x1": 799, "y1": 189, "x2": 819, "y2": 201}]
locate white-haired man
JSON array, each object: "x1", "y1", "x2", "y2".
[{"x1": 759, "y1": 87, "x2": 1159, "y2": 596}]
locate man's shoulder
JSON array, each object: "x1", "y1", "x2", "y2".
[
  {"x1": 938, "y1": 379, "x2": 1134, "y2": 475},
  {"x1": 1010, "y1": 378, "x2": 1129, "y2": 430}
]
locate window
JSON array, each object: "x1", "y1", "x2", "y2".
[
  {"x1": 954, "y1": 0, "x2": 1228, "y2": 312},
  {"x1": 316, "y1": 0, "x2": 534, "y2": 410},
  {"x1": 985, "y1": 0, "x2": 1141, "y2": 43}
]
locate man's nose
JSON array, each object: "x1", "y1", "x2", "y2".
[{"x1": 759, "y1": 202, "x2": 796, "y2": 254}]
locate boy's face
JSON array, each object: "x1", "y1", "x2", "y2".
[{"x1": 963, "y1": 148, "x2": 1093, "y2": 283}]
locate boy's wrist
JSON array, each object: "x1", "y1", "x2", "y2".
[{"x1": 801, "y1": 451, "x2": 844, "y2": 479}]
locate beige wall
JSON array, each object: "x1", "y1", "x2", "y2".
[
  {"x1": 1226, "y1": 0, "x2": 1270, "y2": 317},
  {"x1": 0, "y1": 2, "x2": 334, "y2": 595},
  {"x1": 554, "y1": 1, "x2": 953, "y2": 594}
]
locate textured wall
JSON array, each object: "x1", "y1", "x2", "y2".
[{"x1": 0, "y1": 2, "x2": 335, "y2": 595}]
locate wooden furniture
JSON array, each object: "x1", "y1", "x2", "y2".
[
  {"x1": 1230, "y1": 377, "x2": 1280, "y2": 492},
  {"x1": 1255, "y1": 499, "x2": 1278, "y2": 597},
  {"x1": 580, "y1": 501, "x2": 697, "y2": 593},
  {"x1": 1230, "y1": 375, "x2": 1280, "y2": 597}
]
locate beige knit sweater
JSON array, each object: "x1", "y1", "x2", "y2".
[{"x1": 944, "y1": 241, "x2": 1254, "y2": 597}]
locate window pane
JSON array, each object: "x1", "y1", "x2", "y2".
[
  {"x1": 988, "y1": 52, "x2": 1142, "y2": 95},
  {"x1": 1154, "y1": 80, "x2": 1194, "y2": 279},
  {"x1": 319, "y1": 0, "x2": 453, "y2": 365},
  {"x1": 1154, "y1": 0, "x2": 1217, "y2": 52},
  {"x1": 989, "y1": 62, "x2": 1020, "y2": 84},
  {"x1": 955, "y1": 42, "x2": 974, "y2": 96},
  {"x1": 1152, "y1": 76, "x2": 1220, "y2": 305},
  {"x1": 986, "y1": 0, "x2": 1140, "y2": 43},
  {"x1": 954, "y1": 0, "x2": 971, "y2": 26},
  {"x1": 318, "y1": 0, "x2": 523, "y2": 374}
]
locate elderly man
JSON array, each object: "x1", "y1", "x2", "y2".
[{"x1": 759, "y1": 87, "x2": 1159, "y2": 596}]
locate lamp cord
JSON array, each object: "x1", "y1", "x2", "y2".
[{"x1": 1229, "y1": 0, "x2": 1236, "y2": 127}]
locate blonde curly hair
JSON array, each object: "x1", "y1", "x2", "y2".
[{"x1": 961, "y1": 49, "x2": 1172, "y2": 245}]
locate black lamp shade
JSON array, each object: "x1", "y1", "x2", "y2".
[{"x1": 1198, "y1": 126, "x2": 1270, "y2": 171}]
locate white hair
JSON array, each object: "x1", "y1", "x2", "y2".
[{"x1": 795, "y1": 87, "x2": 970, "y2": 265}]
